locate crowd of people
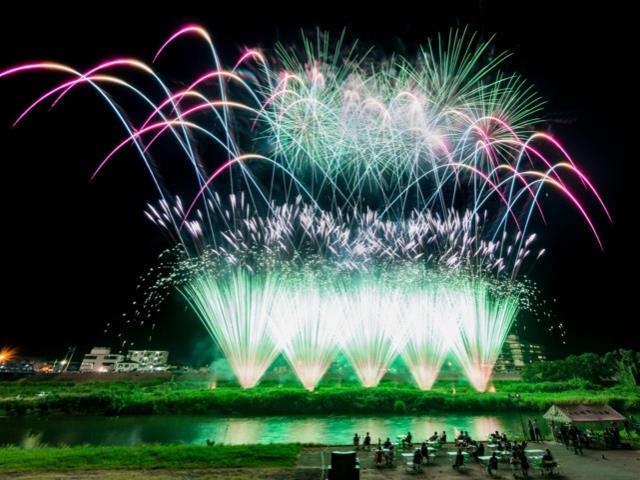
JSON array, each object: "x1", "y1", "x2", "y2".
[{"x1": 348, "y1": 427, "x2": 564, "y2": 477}]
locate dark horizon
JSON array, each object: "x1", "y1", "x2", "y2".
[{"x1": 0, "y1": 3, "x2": 631, "y2": 363}]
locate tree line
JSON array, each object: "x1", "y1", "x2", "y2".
[{"x1": 522, "y1": 349, "x2": 639, "y2": 386}]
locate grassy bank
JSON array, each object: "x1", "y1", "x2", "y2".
[
  {"x1": 0, "y1": 379, "x2": 638, "y2": 416},
  {"x1": 0, "y1": 444, "x2": 302, "y2": 471}
]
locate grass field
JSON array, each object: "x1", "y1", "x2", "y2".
[{"x1": 0, "y1": 444, "x2": 302, "y2": 471}]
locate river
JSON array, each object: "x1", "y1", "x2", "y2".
[{"x1": 0, "y1": 412, "x2": 545, "y2": 446}]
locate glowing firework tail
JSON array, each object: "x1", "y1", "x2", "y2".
[
  {"x1": 334, "y1": 276, "x2": 407, "y2": 387},
  {"x1": 268, "y1": 277, "x2": 341, "y2": 391},
  {"x1": 180, "y1": 269, "x2": 281, "y2": 389},
  {"x1": 0, "y1": 28, "x2": 609, "y2": 390},
  {"x1": 401, "y1": 287, "x2": 453, "y2": 390},
  {"x1": 447, "y1": 282, "x2": 520, "y2": 392}
]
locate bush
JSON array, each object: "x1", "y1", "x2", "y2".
[
  {"x1": 2, "y1": 379, "x2": 638, "y2": 417},
  {"x1": 393, "y1": 400, "x2": 407, "y2": 413}
]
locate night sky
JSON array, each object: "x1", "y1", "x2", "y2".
[{"x1": 0, "y1": 3, "x2": 632, "y2": 363}]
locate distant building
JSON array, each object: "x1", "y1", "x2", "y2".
[
  {"x1": 495, "y1": 334, "x2": 546, "y2": 371},
  {"x1": 79, "y1": 347, "x2": 124, "y2": 372},
  {"x1": 114, "y1": 350, "x2": 169, "y2": 372},
  {"x1": 113, "y1": 362, "x2": 140, "y2": 372},
  {"x1": 0, "y1": 358, "x2": 35, "y2": 374}
]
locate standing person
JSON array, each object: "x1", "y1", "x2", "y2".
[
  {"x1": 420, "y1": 442, "x2": 429, "y2": 458},
  {"x1": 528, "y1": 419, "x2": 536, "y2": 442},
  {"x1": 412, "y1": 448, "x2": 423, "y2": 472},
  {"x1": 520, "y1": 452, "x2": 530, "y2": 478},
  {"x1": 363, "y1": 432, "x2": 371, "y2": 451},
  {"x1": 509, "y1": 450, "x2": 521, "y2": 476},
  {"x1": 452, "y1": 447, "x2": 464, "y2": 470},
  {"x1": 533, "y1": 419, "x2": 543, "y2": 442},
  {"x1": 611, "y1": 422, "x2": 621, "y2": 446},
  {"x1": 374, "y1": 446, "x2": 384, "y2": 467},
  {"x1": 487, "y1": 452, "x2": 499, "y2": 476},
  {"x1": 560, "y1": 424, "x2": 570, "y2": 449},
  {"x1": 571, "y1": 430, "x2": 583, "y2": 455},
  {"x1": 353, "y1": 432, "x2": 360, "y2": 449}
]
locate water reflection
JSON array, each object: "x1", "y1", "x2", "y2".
[
  {"x1": 0, "y1": 413, "x2": 531, "y2": 446},
  {"x1": 224, "y1": 419, "x2": 269, "y2": 444}
]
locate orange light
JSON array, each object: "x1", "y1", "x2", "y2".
[{"x1": 0, "y1": 346, "x2": 17, "y2": 363}]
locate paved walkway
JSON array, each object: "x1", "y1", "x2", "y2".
[{"x1": 296, "y1": 441, "x2": 640, "y2": 479}]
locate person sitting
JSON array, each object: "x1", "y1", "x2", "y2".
[
  {"x1": 472, "y1": 441, "x2": 484, "y2": 461},
  {"x1": 541, "y1": 448, "x2": 557, "y2": 475},
  {"x1": 452, "y1": 447, "x2": 465, "y2": 470},
  {"x1": 353, "y1": 432, "x2": 360, "y2": 449},
  {"x1": 487, "y1": 452, "x2": 499, "y2": 476},
  {"x1": 429, "y1": 431, "x2": 439, "y2": 441},
  {"x1": 401, "y1": 431, "x2": 411, "y2": 449},
  {"x1": 383, "y1": 437, "x2": 392, "y2": 449},
  {"x1": 412, "y1": 448, "x2": 423, "y2": 472},
  {"x1": 363, "y1": 432, "x2": 371, "y2": 451},
  {"x1": 439, "y1": 431, "x2": 447, "y2": 443},
  {"x1": 385, "y1": 444, "x2": 395, "y2": 466}
]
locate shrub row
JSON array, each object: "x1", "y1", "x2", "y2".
[{"x1": 1, "y1": 384, "x2": 638, "y2": 416}]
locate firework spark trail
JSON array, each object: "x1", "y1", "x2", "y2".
[
  {"x1": 147, "y1": 194, "x2": 542, "y2": 280},
  {"x1": 268, "y1": 278, "x2": 341, "y2": 391},
  {"x1": 180, "y1": 269, "x2": 281, "y2": 388},
  {"x1": 0, "y1": 27, "x2": 610, "y2": 390},
  {"x1": 401, "y1": 287, "x2": 453, "y2": 390},
  {"x1": 447, "y1": 282, "x2": 520, "y2": 392},
  {"x1": 335, "y1": 277, "x2": 407, "y2": 387},
  {"x1": 1, "y1": 30, "x2": 608, "y2": 240}
]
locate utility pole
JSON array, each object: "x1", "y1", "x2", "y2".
[{"x1": 61, "y1": 346, "x2": 76, "y2": 373}]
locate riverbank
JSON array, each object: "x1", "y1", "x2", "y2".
[
  {"x1": 1, "y1": 377, "x2": 638, "y2": 416},
  {"x1": 0, "y1": 444, "x2": 301, "y2": 470},
  {"x1": 1, "y1": 442, "x2": 639, "y2": 479}
]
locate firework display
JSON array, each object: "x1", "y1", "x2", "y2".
[{"x1": 1, "y1": 27, "x2": 608, "y2": 391}]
